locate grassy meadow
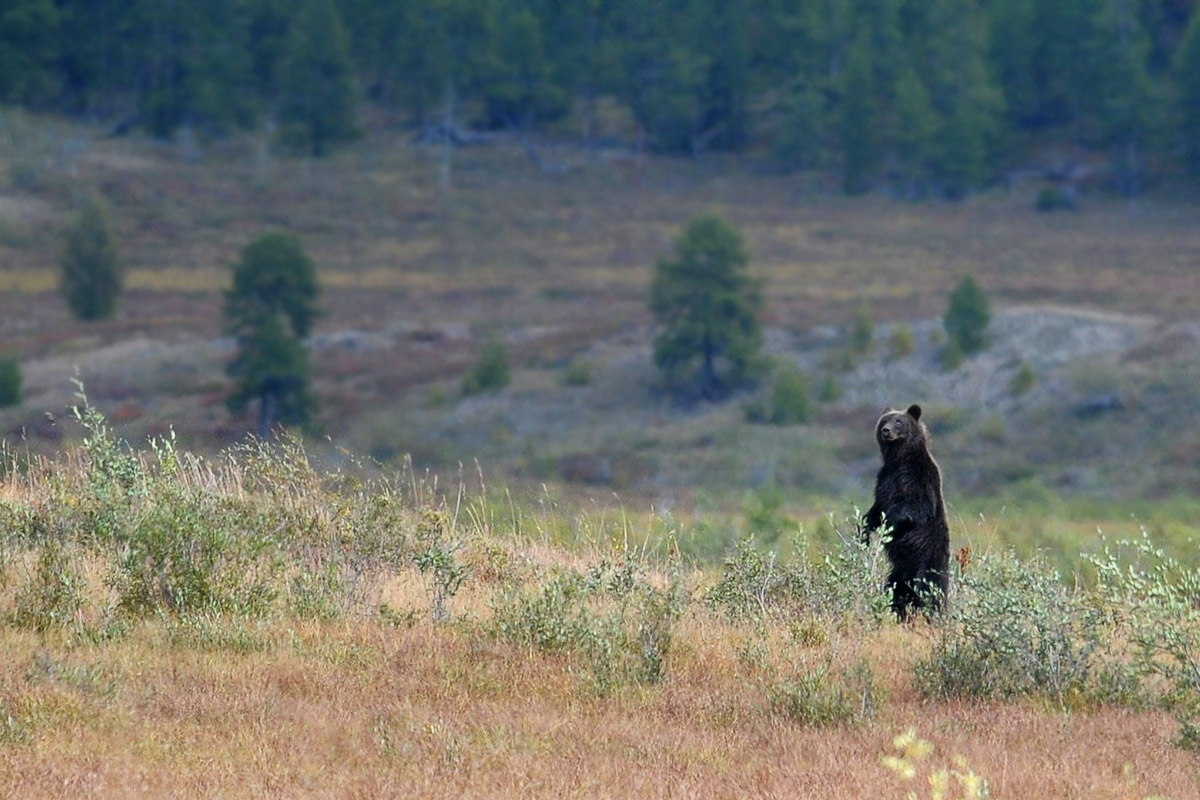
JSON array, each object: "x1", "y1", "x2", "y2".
[
  {"x1": 1, "y1": 111, "x2": 1200, "y2": 795},
  {"x1": 3, "y1": 110, "x2": 1200, "y2": 524},
  {"x1": 0, "y1": 413, "x2": 1198, "y2": 798}
]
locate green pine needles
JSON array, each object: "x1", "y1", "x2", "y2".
[
  {"x1": 944, "y1": 275, "x2": 991, "y2": 356},
  {"x1": 651, "y1": 215, "x2": 763, "y2": 400},
  {"x1": 59, "y1": 200, "x2": 122, "y2": 322},
  {"x1": 224, "y1": 232, "x2": 321, "y2": 437}
]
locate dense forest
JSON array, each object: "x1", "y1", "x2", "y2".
[{"x1": 2, "y1": 0, "x2": 1200, "y2": 196}]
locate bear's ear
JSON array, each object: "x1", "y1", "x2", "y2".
[{"x1": 906, "y1": 404, "x2": 922, "y2": 421}]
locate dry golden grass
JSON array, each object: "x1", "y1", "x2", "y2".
[
  {"x1": 0, "y1": 426, "x2": 1193, "y2": 799},
  {"x1": 0, "y1": 606, "x2": 1192, "y2": 799}
]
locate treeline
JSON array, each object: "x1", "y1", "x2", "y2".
[{"x1": 4, "y1": 0, "x2": 1200, "y2": 195}]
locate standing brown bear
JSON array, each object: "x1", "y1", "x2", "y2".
[{"x1": 864, "y1": 404, "x2": 950, "y2": 620}]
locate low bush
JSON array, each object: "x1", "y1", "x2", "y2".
[
  {"x1": 0, "y1": 357, "x2": 20, "y2": 407},
  {"x1": 769, "y1": 660, "x2": 877, "y2": 726},
  {"x1": 1090, "y1": 532, "x2": 1200, "y2": 748},
  {"x1": 888, "y1": 324, "x2": 915, "y2": 358},
  {"x1": 1036, "y1": 186, "x2": 1075, "y2": 212},
  {"x1": 561, "y1": 359, "x2": 592, "y2": 387},
  {"x1": 916, "y1": 550, "x2": 1121, "y2": 706},
  {"x1": 745, "y1": 363, "x2": 812, "y2": 426},
  {"x1": 10, "y1": 540, "x2": 86, "y2": 632},
  {"x1": 1009, "y1": 361, "x2": 1037, "y2": 396},
  {"x1": 464, "y1": 339, "x2": 511, "y2": 395},
  {"x1": 0, "y1": 397, "x2": 425, "y2": 625},
  {"x1": 706, "y1": 513, "x2": 892, "y2": 624},
  {"x1": 491, "y1": 558, "x2": 686, "y2": 694},
  {"x1": 850, "y1": 302, "x2": 874, "y2": 354}
]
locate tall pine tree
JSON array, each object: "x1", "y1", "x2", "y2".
[
  {"x1": 892, "y1": 68, "x2": 937, "y2": 197},
  {"x1": 651, "y1": 215, "x2": 762, "y2": 400},
  {"x1": 225, "y1": 233, "x2": 320, "y2": 437},
  {"x1": 1088, "y1": 0, "x2": 1156, "y2": 195},
  {"x1": 278, "y1": 0, "x2": 359, "y2": 157},
  {"x1": 1174, "y1": 7, "x2": 1200, "y2": 176},
  {"x1": 0, "y1": 0, "x2": 59, "y2": 105},
  {"x1": 839, "y1": 35, "x2": 878, "y2": 195}
]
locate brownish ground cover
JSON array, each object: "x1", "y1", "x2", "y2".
[{"x1": 0, "y1": 612, "x2": 1191, "y2": 799}]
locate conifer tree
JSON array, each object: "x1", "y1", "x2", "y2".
[
  {"x1": 0, "y1": 0, "x2": 59, "y2": 104},
  {"x1": 1174, "y1": 8, "x2": 1200, "y2": 175},
  {"x1": 774, "y1": 85, "x2": 826, "y2": 171},
  {"x1": 839, "y1": 37, "x2": 877, "y2": 195},
  {"x1": 651, "y1": 215, "x2": 762, "y2": 399},
  {"x1": 225, "y1": 232, "x2": 320, "y2": 436},
  {"x1": 892, "y1": 68, "x2": 936, "y2": 196},
  {"x1": 988, "y1": 0, "x2": 1039, "y2": 127},
  {"x1": 912, "y1": 0, "x2": 1005, "y2": 198},
  {"x1": 943, "y1": 275, "x2": 990, "y2": 355},
  {"x1": 59, "y1": 200, "x2": 122, "y2": 322},
  {"x1": 483, "y1": 2, "x2": 568, "y2": 130},
  {"x1": 1088, "y1": 0, "x2": 1155, "y2": 195},
  {"x1": 278, "y1": 0, "x2": 359, "y2": 156}
]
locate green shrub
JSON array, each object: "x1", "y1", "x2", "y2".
[
  {"x1": 744, "y1": 365, "x2": 813, "y2": 425},
  {"x1": 111, "y1": 485, "x2": 281, "y2": 618},
  {"x1": 289, "y1": 564, "x2": 344, "y2": 621},
  {"x1": 0, "y1": 357, "x2": 20, "y2": 407},
  {"x1": 943, "y1": 275, "x2": 990, "y2": 355},
  {"x1": 492, "y1": 558, "x2": 685, "y2": 694},
  {"x1": 1036, "y1": 186, "x2": 1074, "y2": 212},
  {"x1": 706, "y1": 515, "x2": 893, "y2": 624},
  {"x1": 768, "y1": 364, "x2": 812, "y2": 425},
  {"x1": 1090, "y1": 532, "x2": 1200, "y2": 748},
  {"x1": 464, "y1": 338, "x2": 511, "y2": 395},
  {"x1": 769, "y1": 660, "x2": 877, "y2": 726},
  {"x1": 1009, "y1": 361, "x2": 1036, "y2": 395},
  {"x1": 562, "y1": 359, "x2": 592, "y2": 387},
  {"x1": 59, "y1": 200, "x2": 122, "y2": 321},
  {"x1": 940, "y1": 338, "x2": 965, "y2": 371},
  {"x1": 916, "y1": 551, "x2": 1117, "y2": 706},
  {"x1": 816, "y1": 375, "x2": 842, "y2": 403},
  {"x1": 10, "y1": 540, "x2": 85, "y2": 632},
  {"x1": 850, "y1": 302, "x2": 874, "y2": 353},
  {"x1": 412, "y1": 509, "x2": 467, "y2": 623},
  {"x1": 888, "y1": 324, "x2": 915, "y2": 358}
]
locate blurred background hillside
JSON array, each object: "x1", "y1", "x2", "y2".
[{"x1": 0, "y1": 0, "x2": 1199, "y2": 546}]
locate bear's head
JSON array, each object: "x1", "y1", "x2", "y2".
[{"x1": 875, "y1": 404, "x2": 927, "y2": 453}]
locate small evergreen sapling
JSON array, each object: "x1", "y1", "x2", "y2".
[
  {"x1": 943, "y1": 275, "x2": 990, "y2": 355},
  {"x1": 651, "y1": 215, "x2": 763, "y2": 399},
  {"x1": 59, "y1": 200, "x2": 122, "y2": 321},
  {"x1": 224, "y1": 232, "x2": 320, "y2": 437}
]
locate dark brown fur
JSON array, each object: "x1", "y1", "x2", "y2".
[{"x1": 864, "y1": 404, "x2": 950, "y2": 620}]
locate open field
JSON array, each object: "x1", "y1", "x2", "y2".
[
  {"x1": 0, "y1": 427, "x2": 1198, "y2": 799},
  {"x1": 1, "y1": 616, "x2": 1192, "y2": 799},
  {"x1": 1, "y1": 110, "x2": 1199, "y2": 549}
]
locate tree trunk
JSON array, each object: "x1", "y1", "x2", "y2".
[
  {"x1": 1124, "y1": 139, "x2": 1140, "y2": 198},
  {"x1": 701, "y1": 337, "x2": 717, "y2": 398},
  {"x1": 440, "y1": 81, "x2": 455, "y2": 191}
]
